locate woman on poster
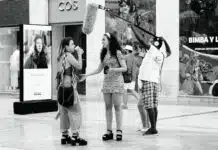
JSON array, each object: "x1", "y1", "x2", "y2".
[{"x1": 24, "y1": 35, "x2": 49, "y2": 69}]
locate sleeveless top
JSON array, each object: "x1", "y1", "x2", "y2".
[
  {"x1": 56, "y1": 53, "x2": 78, "y2": 88},
  {"x1": 63, "y1": 67, "x2": 73, "y2": 76}
]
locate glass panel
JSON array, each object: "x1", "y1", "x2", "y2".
[
  {"x1": 23, "y1": 25, "x2": 52, "y2": 101},
  {"x1": 0, "y1": 27, "x2": 20, "y2": 94},
  {"x1": 179, "y1": 0, "x2": 218, "y2": 97}
]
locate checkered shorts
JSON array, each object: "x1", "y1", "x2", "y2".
[{"x1": 139, "y1": 80, "x2": 159, "y2": 109}]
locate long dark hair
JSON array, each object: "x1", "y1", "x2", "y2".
[
  {"x1": 100, "y1": 33, "x2": 122, "y2": 62},
  {"x1": 57, "y1": 37, "x2": 73, "y2": 62},
  {"x1": 32, "y1": 35, "x2": 48, "y2": 68},
  {"x1": 34, "y1": 35, "x2": 46, "y2": 55},
  {"x1": 129, "y1": 3, "x2": 137, "y2": 14}
]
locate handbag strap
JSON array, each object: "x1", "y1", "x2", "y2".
[
  {"x1": 116, "y1": 52, "x2": 133, "y2": 75},
  {"x1": 115, "y1": 52, "x2": 121, "y2": 67}
]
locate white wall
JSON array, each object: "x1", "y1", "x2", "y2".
[
  {"x1": 156, "y1": 0, "x2": 179, "y2": 100},
  {"x1": 86, "y1": 0, "x2": 105, "y2": 99},
  {"x1": 29, "y1": 0, "x2": 48, "y2": 24},
  {"x1": 48, "y1": 0, "x2": 86, "y2": 24}
]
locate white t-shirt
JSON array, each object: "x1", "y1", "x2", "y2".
[{"x1": 138, "y1": 45, "x2": 164, "y2": 83}]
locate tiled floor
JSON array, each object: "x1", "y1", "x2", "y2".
[{"x1": 0, "y1": 95, "x2": 218, "y2": 150}]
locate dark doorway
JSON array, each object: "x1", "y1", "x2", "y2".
[{"x1": 65, "y1": 25, "x2": 86, "y2": 95}]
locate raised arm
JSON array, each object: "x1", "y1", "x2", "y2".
[
  {"x1": 79, "y1": 62, "x2": 104, "y2": 82},
  {"x1": 86, "y1": 63, "x2": 104, "y2": 77},
  {"x1": 66, "y1": 53, "x2": 83, "y2": 70}
]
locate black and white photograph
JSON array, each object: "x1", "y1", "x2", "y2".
[
  {"x1": 23, "y1": 25, "x2": 52, "y2": 101},
  {"x1": 0, "y1": 0, "x2": 217, "y2": 150},
  {"x1": 23, "y1": 27, "x2": 51, "y2": 69}
]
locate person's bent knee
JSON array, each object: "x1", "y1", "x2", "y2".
[
  {"x1": 114, "y1": 105, "x2": 121, "y2": 112},
  {"x1": 137, "y1": 102, "x2": 144, "y2": 110},
  {"x1": 105, "y1": 104, "x2": 113, "y2": 111}
]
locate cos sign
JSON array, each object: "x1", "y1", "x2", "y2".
[{"x1": 58, "y1": 0, "x2": 79, "y2": 11}]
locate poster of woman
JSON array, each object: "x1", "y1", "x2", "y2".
[
  {"x1": 24, "y1": 35, "x2": 50, "y2": 69},
  {"x1": 23, "y1": 25, "x2": 52, "y2": 101}
]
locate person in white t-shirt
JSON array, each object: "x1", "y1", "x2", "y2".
[{"x1": 138, "y1": 37, "x2": 171, "y2": 135}]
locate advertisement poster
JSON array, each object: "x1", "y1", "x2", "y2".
[
  {"x1": 105, "y1": 0, "x2": 156, "y2": 89},
  {"x1": 23, "y1": 25, "x2": 52, "y2": 100},
  {"x1": 179, "y1": 0, "x2": 218, "y2": 97}
]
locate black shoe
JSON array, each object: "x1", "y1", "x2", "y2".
[
  {"x1": 116, "y1": 130, "x2": 122, "y2": 141},
  {"x1": 143, "y1": 128, "x2": 158, "y2": 135},
  {"x1": 61, "y1": 135, "x2": 72, "y2": 145},
  {"x1": 71, "y1": 136, "x2": 88, "y2": 146},
  {"x1": 102, "y1": 130, "x2": 113, "y2": 141}
]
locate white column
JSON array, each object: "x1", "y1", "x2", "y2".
[
  {"x1": 156, "y1": 0, "x2": 179, "y2": 100},
  {"x1": 51, "y1": 26, "x2": 64, "y2": 100},
  {"x1": 29, "y1": 0, "x2": 48, "y2": 25},
  {"x1": 86, "y1": 0, "x2": 105, "y2": 99}
]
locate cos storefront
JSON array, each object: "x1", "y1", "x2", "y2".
[
  {"x1": 0, "y1": 0, "x2": 86, "y2": 96},
  {"x1": 49, "y1": 0, "x2": 87, "y2": 98},
  {"x1": 0, "y1": 0, "x2": 86, "y2": 114}
]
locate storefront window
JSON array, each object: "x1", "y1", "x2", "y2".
[
  {"x1": 0, "y1": 27, "x2": 20, "y2": 94},
  {"x1": 179, "y1": 1, "x2": 218, "y2": 97}
]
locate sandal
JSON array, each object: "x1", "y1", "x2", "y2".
[
  {"x1": 102, "y1": 130, "x2": 113, "y2": 141},
  {"x1": 116, "y1": 130, "x2": 122, "y2": 141},
  {"x1": 71, "y1": 136, "x2": 88, "y2": 146},
  {"x1": 61, "y1": 135, "x2": 72, "y2": 145}
]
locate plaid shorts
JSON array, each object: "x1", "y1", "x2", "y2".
[{"x1": 139, "y1": 80, "x2": 159, "y2": 109}]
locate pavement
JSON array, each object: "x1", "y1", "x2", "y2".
[{"x1": 0, "y1": 94, "x2": 218, "y2": 150}]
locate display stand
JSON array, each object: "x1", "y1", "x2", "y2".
[
  {"x1": 13, "y1": 100, "x2": 58, "y2": 115},
  {"x1": 13, "y1": 24, "x2": 58, "y2": 115}
]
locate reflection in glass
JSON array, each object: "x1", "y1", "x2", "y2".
[{"x1": 0, "y1": 27, "x2": 20, "y2": 94}]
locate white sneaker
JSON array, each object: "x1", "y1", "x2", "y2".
[
  {"x1": 140, "y1": 127, "x2": 147, "y2": 132},
  {"x1": 137, "y1": 126, "x2": 148, "y2": 132}
]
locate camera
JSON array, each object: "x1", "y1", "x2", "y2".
[{"x1": 151, "y1": 37, "x2": 163, "y2": 49}]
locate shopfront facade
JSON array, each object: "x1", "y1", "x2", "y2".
[
  {"x1": 48, "y1": 0, "x2": 87, "y2": 99},
  {"x1": 0, "y1": 0, "x2": 87, "y2": 100},
  {"x1": 0, "y1": 0, "x2": 49, "y2": 98},
  {"x1": 0, "y1": 0, "x2": 29, "y2": 94},
  {"x1": 0, "y1": 0, "x2": 216, "y2": 103}
]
